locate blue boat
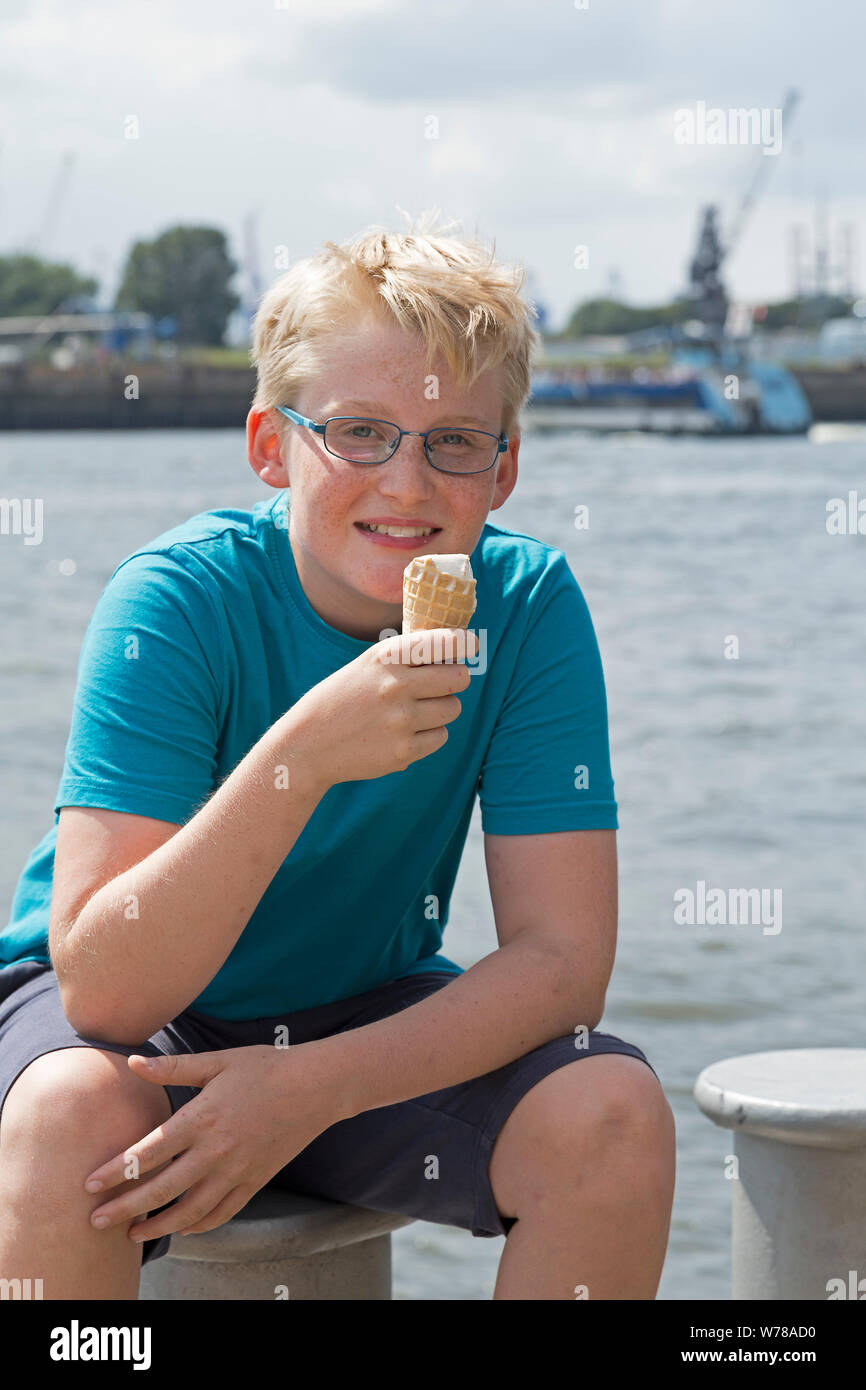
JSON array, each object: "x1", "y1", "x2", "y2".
[{"x1": 527, "y1": 351, "x2": 812, "y2": 436}]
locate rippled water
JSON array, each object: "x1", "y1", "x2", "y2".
[{"x1": 1, "y1": 424, "x2": 864, "y2": 1300}]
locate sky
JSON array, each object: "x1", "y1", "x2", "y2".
[{"x1": 0, "y1": 0, "x2": 863, "y2": 331}]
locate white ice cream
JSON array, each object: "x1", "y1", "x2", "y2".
[{"x1": 430, "y1": 553, "x2": 472, "y2": 581}]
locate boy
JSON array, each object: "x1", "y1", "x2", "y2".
[{"x1": 0, "y1": 218, "x2": 674, "y2": 1300}]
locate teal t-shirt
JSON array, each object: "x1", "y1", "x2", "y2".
[{"x1": 1, "y1": 492, "x2": 618, "y2": 1018}]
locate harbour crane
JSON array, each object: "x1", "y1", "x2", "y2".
[{"x1": 688, "y1": 89, "x2": 801, "y2": 339}]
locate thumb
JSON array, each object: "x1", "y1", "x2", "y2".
[{"x1": 128, "y1": 1051, "x2": 223, "y2": 1087}]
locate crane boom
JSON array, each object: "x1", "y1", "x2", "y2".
[{"x1": 723, "y1": 89, "x2": 800, "y2": 259}]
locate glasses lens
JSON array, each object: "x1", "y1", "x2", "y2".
[
  {"x1": 428, "y1": 428, "x2": 498, "y2": 473},
  {"x1": 325, "y1": 418, "x2": 396, "y2": 462}
]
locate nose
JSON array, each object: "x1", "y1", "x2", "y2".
[{"x1": 376, "y1": 432, "x2": 436, "y2": 497}]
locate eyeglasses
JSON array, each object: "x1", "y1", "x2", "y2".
[{"x1": 275, "y1": 405, "x2": 508, "y2": 475}]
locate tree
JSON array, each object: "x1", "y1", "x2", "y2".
[
  {"x1": 564, "y1": 298, "x2": 695, "y2": 336},
  {"x1": 0, "y1": 255, "x2": 98, "y2": 316},
  {"x1": 114, "y1": 225, "x2": 240, "y2": 345},
  {"x1": 564, "y1": 293, "x2": 858, "y2": 340},
  {"x1": 762, "y1": 295, "x2": 853, "y2": 329}
]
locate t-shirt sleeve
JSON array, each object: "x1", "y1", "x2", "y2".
[
  {"x1": 54, "y1": 550, "x2": 225, "y2": 824},
  {"x1": 478, "y1": 553, "x2": 618, "y2": 834}
]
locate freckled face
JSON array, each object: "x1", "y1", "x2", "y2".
[{"x1": 279, "y1": 314, "x2": 518, "y2": 640}]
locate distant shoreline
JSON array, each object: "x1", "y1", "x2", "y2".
[{"x1": 0, "y1": 363, "x2": 863, "y2": 429}]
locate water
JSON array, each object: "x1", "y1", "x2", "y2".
[{"x1": 1, "y1": 425, "x2": 864, "y2": 1300}]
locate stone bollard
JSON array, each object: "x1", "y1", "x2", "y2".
[
  {"x1": 694, "y1": 1048, "x2": 866, "y2": 1300},
  {"x1": 138, "y1": 1188, "x2": 415, "y2": 1301}
]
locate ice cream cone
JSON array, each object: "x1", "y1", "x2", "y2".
[{"x1": 402, "y1": 554, "x2": 476, "y2": 634}]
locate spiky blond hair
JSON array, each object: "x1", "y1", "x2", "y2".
[{"x1": 250, "y1": 210, "x2": 540, "y2": 441}]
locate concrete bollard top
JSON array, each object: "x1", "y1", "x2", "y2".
[
  {"x1": 162, "y1": 1189, "x2": 415, "y2": 1265},
  {"x1": 694, "y1": 1049, "x2": 866, "y2": 1151}
]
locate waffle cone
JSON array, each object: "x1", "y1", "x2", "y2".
[{"x1": 402, "y1": 556, "x2": 476, "y2": 633}]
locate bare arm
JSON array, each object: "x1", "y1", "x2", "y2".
[{"x1": 51, "y1": 706, "x2": 328, "y2": 1044}]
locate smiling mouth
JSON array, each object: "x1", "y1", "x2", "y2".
[{"x1": 355, "y1": 523, "x2": 441, "y2": 538}]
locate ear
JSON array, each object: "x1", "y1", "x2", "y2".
[
  {"x1": 247, "y1": 409, "x2": 290, "y2": 489},
  {"x1": 490, "y1": 433, "x2": 519, "y2": 511}
]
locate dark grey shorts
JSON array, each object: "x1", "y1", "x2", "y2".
[{"x1": 0, "y1": 959, "x2": 659, "y2": 1268}]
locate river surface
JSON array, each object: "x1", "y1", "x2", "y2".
[{"x1": 1, "y1": 423, "x2": 864, "y2": 1299}]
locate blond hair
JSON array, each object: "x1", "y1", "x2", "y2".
[{"x1": 250, "y1": 210, "x2": 540, "y2": 441}]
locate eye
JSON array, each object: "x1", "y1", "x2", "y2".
[
  {"x1": 329, "y1": 419, "x2": 391, "y2": 443},
  {"x1": 347, "y1": 420, "x2": 392, "y2": 440}
]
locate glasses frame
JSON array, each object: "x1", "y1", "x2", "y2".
[{"x1": 275, "y1": 405, "x2": 508, "y2": 475}]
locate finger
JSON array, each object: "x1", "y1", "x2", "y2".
[
  {"x1": 174, "y1": 1185, "x2": 251, "y2": 1237},
  {"x1": 406, "y1": 725, "x2": 450, "y2": 764},
  {"x1": 127, "y1": 1176, "x2": 239, "y2": 1244},
  {"x1": 90, "y1": 1152, "x2": 201, "y2": 1231},
  {"x1": 126, "y1": 1050, "x2": 224, "y2": 1089},
  {"x1": 412, "y1": 666, "x2": 472, "y2": 702},
  {"x1": 442, "y1": 627, "x2": 478, "y2": 660},
  {"x1": 411, "y1": 694, "x2": 463, "y2": 732},
  {"x1": 84, "y1": 1106, "x2": 193, "y2": 1195}
]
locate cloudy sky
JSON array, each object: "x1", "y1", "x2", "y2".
[{"x1": 0, "y1": 0, "x2": 862, "y2": 329}]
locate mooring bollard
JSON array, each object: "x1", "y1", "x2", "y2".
[
  {"x1": 694, "y1": 1048, "x2": 866, "y2": 1300},
  {"x1": 138, "y1": 1188, "x2": 415, "y2": 1301}
]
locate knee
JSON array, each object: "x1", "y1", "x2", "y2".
[
  {"x1": 518, "y1": 1054, "x2": 675, "y2": 1175},
  {"x1": 0, "y1": 1047, "x2": 171, "y2": 1179},
  {"x1": 591, "y1": 1058, "x2": 674, "y2": 1171},
  {"x1": 584, "y1": 1056, "x2": 676, "y2": 1160},
  {"x1": 489, "y1": 1054, "x2": 676, "y2": 1224}
]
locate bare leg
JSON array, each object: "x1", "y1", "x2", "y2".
[
  {"x1": 0, "y1": 1046, "x2": 174, "y2": 1300},
  {"x1": 488, "y1": 1054, "x2": 676, "y2": 1300}
]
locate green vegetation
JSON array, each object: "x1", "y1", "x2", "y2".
[
  {"x1": 559, "y1": 297, "x2": 697, "y2": 337},
  {"x1": 0, "y1": 255, "x2": 97, "y2": 317},
  {"x1": 534, "y1": 350, "x2": 672, "y2": 370},
  {"x1": 115, "y1": 225, "x2": 239, "y2": 346},
  {"x1": 760, "y1": 295, "x2": 853, "y2": 328},
  {"x1": 551, "y1": 293, "x2": 857, "y2": 339}
]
